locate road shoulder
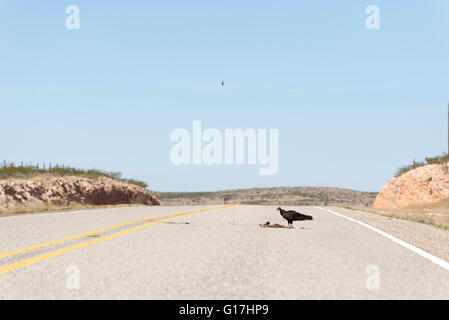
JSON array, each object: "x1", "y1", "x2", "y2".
[{"x1": 326, "y1": 206, "x2": 449, "y2": 264}]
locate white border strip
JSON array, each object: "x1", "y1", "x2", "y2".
[{"x1": 315, "y1": 206, "x2": 449, "y2": 272}]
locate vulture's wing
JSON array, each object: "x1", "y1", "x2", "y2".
[
  {"x1": 284, "y1": 210, "x2": 311, "y2": 221},
  {"x1": 282, "y1": 210, "x2": 301, "y2": 220}
]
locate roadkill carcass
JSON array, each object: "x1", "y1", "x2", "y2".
[{"x1": 259, "y1": 221, "x2": 292, "y2": 228}]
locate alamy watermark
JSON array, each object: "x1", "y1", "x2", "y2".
[
  {"x1": 66, "y1": 265, "x2": 80, "y2": 290},
  {"x1": 64, "y1": 5, "x2": 379, "y2": 31},
  {"x1": 169, "y1": 121, "x2": 278, "y2": 175},
  {"x1": 365, "y1": 265, "x2": 380, "y2": 290},
  {"x1": 66, "y1": 5, "x2": 80, "y2": 30},
  {"x1": 365, "y1": 5, "x2": 380, "y2": 30}
]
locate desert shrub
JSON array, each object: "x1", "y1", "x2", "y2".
[{"x1": 395, "y1": 153, "x2": 449, "y2": 177}]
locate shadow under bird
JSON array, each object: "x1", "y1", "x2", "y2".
[{"x1": 276, "y1": 207, "x2": 313, "y2": 227}]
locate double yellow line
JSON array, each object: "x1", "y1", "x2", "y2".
[{"x1": 0, "y1": 204, "x2": 237, "y2": 275}]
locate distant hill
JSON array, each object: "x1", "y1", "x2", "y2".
[{"x1": 155, "y1": 187, "x2": 377, "y2": 207}]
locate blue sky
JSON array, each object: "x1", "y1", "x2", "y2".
[{"x1": 0, "y1": 1, "x2": 448, "y2": 192}]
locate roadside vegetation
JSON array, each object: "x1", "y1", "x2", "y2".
[
  {"x1": 395, "y1": 153, "x2": 449, "y2": 177},
  {"x1": 0, "y1": 161, "x2": 148, "y2": 188},
  {"x1": 340, "y1": 201, "x2": 449, "y2": 231}
]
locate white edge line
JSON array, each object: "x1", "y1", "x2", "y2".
[{"x1": 314, "y1": 206, "x2": 449, "y2": 272}]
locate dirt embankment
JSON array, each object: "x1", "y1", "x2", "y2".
[
  {"x1": 374, "y1": 163, "x2": 449, "y2": 209},
  {"x1": 0, "y1": 176, "x2": 160, "y2": 213}
]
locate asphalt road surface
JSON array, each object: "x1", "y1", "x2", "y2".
[{"x1": 0, "y1": 204, "x2": 448, "y2": 299}]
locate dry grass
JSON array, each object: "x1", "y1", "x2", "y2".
[{"x1": 338, "y1": 201, "x2": 449, "y2": 230}]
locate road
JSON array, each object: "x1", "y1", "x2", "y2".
[{"x1": 0, "y1": 204, "x2": 448, "y2": 299}]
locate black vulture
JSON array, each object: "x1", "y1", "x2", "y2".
[{"x1": 276, "y1": 207, "x2": 313, "y2": 227}]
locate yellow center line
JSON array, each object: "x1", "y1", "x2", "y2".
[
  {"x1": 0, "y1": 204, "x2": 238, "y2": 275},
  {"x1": 0, "y1": 206, "x2": 223, "y2": 260}
]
